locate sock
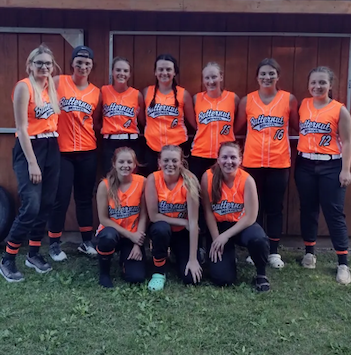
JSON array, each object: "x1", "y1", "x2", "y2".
[
  {"x1": 337, "y1": 253, "x2": 348, "y2": 266},
  {"x1": 4, "y1": 242, "x2": 21, "y2": 261},
  {"x1": 305, "y1": 246, "x2": 315, "y2": 254},
  {"x1": 29, "y1": 240, "x2": 41, "y2": 257},
  {"x1": 80, "y1": 227, "x2": 93, "y2": 242},
  {"x1": 153, "y1": 257, "x2": 166, "y2": 275},
  {"x1": 269, "y1": 239, "x2": 279, "y2": 254},
  {"x1": 256, "y1": 266, "x2": 266, "y2": 276},
  {"x1": 48, "y1": 232, "x2": 62, "y2": 245}
]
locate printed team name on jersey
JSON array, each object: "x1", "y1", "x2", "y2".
[
  {"x1": 212, "y1": 200, "x2": 244, "y2": 216},
  {"x1": 60, "y1": 97, "x2": 92, "y2": 115},
  {"x1": 103, "y1": 103, "x2": 135, "y2": 118},
  {"x1": 198, "y1": 109, "x2": 231, "y2": 125},
  {"x1": 158, "y1": 200, "x2": 187, "y2": 214},
  {"x1": 34, "y1": 102, "x2": 55, "y2": 119},
  {"x1": 147, "y1": 104, "x2": 179, "y2": 118},
  {"x1": 108, "y1": 205, "x2": 140, "y2": 220},
  {"x1": 299, "y1": 120, "x2": 332, "y2": 136},
  {"x1": 250, "y1": 115, "x2": 284, "y2": 131}
]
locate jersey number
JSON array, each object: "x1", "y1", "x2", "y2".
[
  {"x1": 171, "y1": 118, "x2": 178, "y2": 128},
  {"x1": 319, "y1": 135, "x2": 332, "y2": 146},
  {"x1": 273, "y1": 129, "x2": 284, "y2": 140},
  {"x1": 124, "y1": 119, "x2": 132, "y2": 128},
  {"x1": 220, "y1": 125, "x2": 231, "y2": 135}
]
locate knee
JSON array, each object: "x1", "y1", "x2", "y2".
[
  {"x1": 98, "y1": 227, "x2": 119, "y2": 251},
  {"x1": 20, "y1": 193, "x2": 41, "y2": 222},
  {"x1": 210, "y1": 264, "x2": 236, "y2": 286},
  {"x1": 149, "y1": 221, "x2": 172, "y2": 242}
]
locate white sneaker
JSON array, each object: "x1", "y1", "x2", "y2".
[
  {"x1": 49, "y1": 242, "x2": 67, "y2": 262},
  {"x1": 268, "y1": 254, "x2": 285, "y2": 269},
  {"x1": 301, "y1": 253, "x2": 316, "y2": 269},
  {"x1": 336, "y1": 264, "x2": 351, "y2": 285},
  {"x1": 246, "y1": 255, "x2": 255, "y2": 265},
  {"x1": 78, "y1": 241, "x2": 97, "y2": 256}
]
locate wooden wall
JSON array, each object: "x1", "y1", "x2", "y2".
[{"x1": 1, "y1": 9, "x2": 351, "y2": 235}]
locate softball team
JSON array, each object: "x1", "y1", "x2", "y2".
[{"x1": 1, "y1": 45, "x2": 351, "y2": 289}]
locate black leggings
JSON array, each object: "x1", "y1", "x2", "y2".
[
  {"x1": 208, "y1": 222, "x2": 269, "y2": 286},
  {"x1": 97, "y1": 226, "x2": 146, "y2": 283}
]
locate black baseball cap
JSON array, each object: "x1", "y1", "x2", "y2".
[{"x1": 71, "y1": 46, "x2": 94, "y2": 60}]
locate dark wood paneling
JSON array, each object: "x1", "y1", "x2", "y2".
[{"x1": 113, "y1": 36, "x2": 134, "y2": 86}]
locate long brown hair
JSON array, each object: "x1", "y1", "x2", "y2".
[
  {"x1": 211, "y1": 142, "x2": 242, "y2": 204},
  {"x1": 106, "y1": 147, "x2": 139, "y2": 207},
  {"x1": 159, "y1": 145, "x2": 200, "y2": 200}
]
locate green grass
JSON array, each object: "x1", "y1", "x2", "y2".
[{"x1": 1, "y1": 245, "x2": 351, "y2": 355}]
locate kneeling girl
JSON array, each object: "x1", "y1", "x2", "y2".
[
  {"x1": 201, "y1": 142, "x2": 270, "y2": 292},
  {"x1": 145, "y1": 145, "x2": 202, "y2": 291},
  {"x1": 96, "y1": 147, "x2": 147, "y2": 288}
]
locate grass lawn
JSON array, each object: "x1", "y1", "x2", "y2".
[{"x1": 0, "y1": 244, "x2": 350, "y2": 355}]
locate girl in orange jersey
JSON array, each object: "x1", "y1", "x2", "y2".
[
  {"x1": 201, "y1": 142, "x2": 270, "y2": 292},
  {"x1": 145, "y1": 145, "x2": 202, "y2": 290},
  {"x1": 101, "y1": 57, "x2": 145, "y2": 175},
  {"x1": 96, "y1": 147, "x2": 147, "y2": 288},
  {"x1": 143, "y1": 54, "x2": 196, "y2": 175},
  {"x1": 47, "y1": 46, "x2": 101, "y2": 261},
  {"x1": 190, "y1": 62, "x2": 239, "y2": 181},
  {"x1": 235, "y1": 58, "x2": 299, "y2": 269},
  {"x1": 0, "y1": 45, "x2": 61, "y2": 282},
  {"x1": 295, "y1": 66, "x2": 351, "y2": 284}
]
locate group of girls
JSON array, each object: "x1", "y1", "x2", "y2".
[{"x1": 1, "y1": 43, "x2": 351, "y2": 292}]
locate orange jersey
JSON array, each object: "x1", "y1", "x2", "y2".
[
  {"x1": 101, "y1": 85, "x2": 140, "y2": 135},
  {"x1": 153, "y1": 170, "x2": 187, "y2": 231},
  {"x1": 13, "y1": 78, "x2": 58, "y2": 136},
  {"x1": 97, "y1": 174, "x2": 144, "y2": 234},
  {"x1": 192, "y1": 90, "x2": 236, "y2": 158},
  {"x1": 206, "y1": 168, "x2": 249, "y2": 223},
  {"x1": 243, "y1": 90, "x2": 291, "y2": 168},
  {"x1": 144, "y1": 85, "x2": 187, "y2": 152},
  {"x1": 297, "y1": 98, "x2": 343, "y2": 155},
  {"x1": 56, "y1": 75, "x2": 100, "y2": 152}
]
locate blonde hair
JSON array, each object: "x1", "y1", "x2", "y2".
[
  {"x1": 159, "y1": 145, "x2": 200, "y2": 200},
  {"x1": 106, "y1": 147, "x2": 139, "y2": 207},
  {"x1": 203, "y1": 61, "x2": 223, "y2": 76},
  {"x1": 211, "y1": 142, "x2": 242, "y2": 204},
  {"x1": 26, "y1": 44, "x2": 61, "y2": 114}
]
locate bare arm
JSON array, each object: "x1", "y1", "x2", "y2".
[
  {"x1": 93, "y1": 91, "x2": 102, "y2": 133},
  {"x1": 338, "y1": 106, "x2": 351, "y2": 187},
  {"x1": 200, "y1": 172, "x2": 220, "y2": 240},
  {"x1": 13, "y1": 82, "x2": 42, "y2": 184},
  {"x1": 234, "y1": 96, "x2": 248, "y2": 136},
  {"x1": 186, "y1": 191, "x2": 199, "y2": 261},
  {"x1": 183, "y1": 90, "x2": 197, "y2": 131},
  {"x1": 137, "y1": 91, "x2": 146, "y2": 128},
  {"x1": 137, "y1": 178, "x2": 148, "y2": 233},
  {"x1": 289, "y1": 94, "x2": 299, "y2": 135},
  {"x1": 145, "y1": 174, "x2": 188, "y2": 228}
]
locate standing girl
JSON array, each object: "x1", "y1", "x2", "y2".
[
  {"x1": 47, "y1": 46, "x2": 101, "y2": 261},
  {"x1": 101, "y1": 57, "x2": 145, "y2": 175},
  {"x1": 145, "y1": 145, "x2": 202, "y2": 291},
  {"x1": 96, "y1": 147, "x2": 147, "y2": 288},
  {"x1": 0, "y1": 45, "x2": 61, "y2": 282},
  {"x1": 190, "y1": 62, "x2": 239, "y2": 181},
  {"x1": 235, "y1": 58, "x2": 299, "y2": 268},
  {"x1": 143, "y1": 54, "x2": 196, "y2": 175},
  {"x1": 295, "y1": 66, "x2": 351, "y2": 284},
  {"x1": 201, "y1": 142, "x2": 270, "y2": 292}
]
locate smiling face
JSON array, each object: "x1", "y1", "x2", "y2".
[
  {"x1": 257, "y1": 65, "x2": 279, "y2": 89},
  {"x1": 155, "y1": 59, "x2": 176, "y2": 86},
  {"x1": 308, "y1": 71, "x2": 331, "y2": 100},
  {"x1": 203, "y1": 65, "x2": 223, "y2": 93},
  {"x1": 29, "y1": 53, "x2": 54, "y2": 80},
  {"x1": 72, "y1": 56, "x2": 93, "y2": 78},
  {"x1": 217, "y1": 145, "x2": 242, "y2": 175},
  {"x1": 113, "y1": 60, "x2": 131, "y2": 85},
  {"x1": 159, "y1": 149, "x2": 182, "y2": 177},
  {"x1": 113, "y1": 151, "x2": 136, "y2": 179}
]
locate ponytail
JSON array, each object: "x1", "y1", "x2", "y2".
[
  {"x1": 149, "y1": 79, "x2": 159, "y2": 108},
  {"x1": 171, "y1": 78, "x2": 179, "y2": 108},
  {"x1": 211, "y1": 164, "x2": 223, "y2": 204}
]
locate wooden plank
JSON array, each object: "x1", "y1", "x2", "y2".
[
  {"x1": 202, "y1": 36, "x2": 226, "y2": 73},
  {"x1": 18, "y1": 34, "x2": 42, "y2": 80},
  {"x1": 0, "y1": 34, "x2": 17, "y2": 128},
  {"x1": 17, "y1": 8, "x2": 42, "y2": 26},
  {"x1": 156, "y1": 36, "x2": 180, "y2": 63},
  {"x1": 272, "y1": 14, "x2": 297, "y2": 32},
  {"x1": 133, "y1": 35, "x2": 156, "y2": 91},
  {"x1": 0, "y1": 136, "x2": 17, "y2": 200},
  {"x1": 110, "y1": 11, "x2": 135, "y2": 31},
  {"x1": 113, "y1": 35, "x2": 134, "y2": 86},
  {"x1": 339, "y1": 37, "x2": 349, "y2": 105},
  {"x1": 41, "y1": 9, "x2": 65, "y2": 28},
  {"x1": 3, "y1": 0, "x2": 351, "y2": 15},
  {"x1": 247, "y1": 36, "x2": 272, "y2": 93},
  {"x1": 179, "y1": 36, "x2": 202, "y2": 96},
  {"x1": 225, "y1": 13, "x2": 249, "y2": 32},
  {"x1": 157, "y1": 12, "x2": 180, "y2": 31},
  {"x1": 224, "y1": 37, "x2": 248, "y2": 98},
  {"x1": 41, "y1": 34, "x2": 65, "y2": 73}
]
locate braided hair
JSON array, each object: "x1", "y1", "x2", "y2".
[{"x1": 150, "y1": 54, "x2": 179, "y2": 108}]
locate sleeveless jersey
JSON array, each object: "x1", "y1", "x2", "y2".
[
  {"x1": 144, "y1": 85, "x2": 187, "y2": 152},
  {"x1": 13, "y1": 78, "x2": 58, "y2": 136},
  {"x1": 206, "y1": 168, "x2": 249, "y2": 223},
  {"x1": 101, "y1": 85, "x2": 140, "y2": 135},
  {"x1": 56, "y1": 75, "x2": 100, "y2": 152},
  {"x1": 97, "y1": 174, "x2": 144, "y2": 234},
  {"x1": 153, "y1": 170, "x2": 188, "y2": 231},
  {"x1": 297, "y1": 98, "x2": 343, "y2": 155},
  {"x1": 192, "y1": 90, "x2": 236, "y2": 159},
  {"x1": 243, "y1": 90, "x2": 291, "y2": 168}
]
